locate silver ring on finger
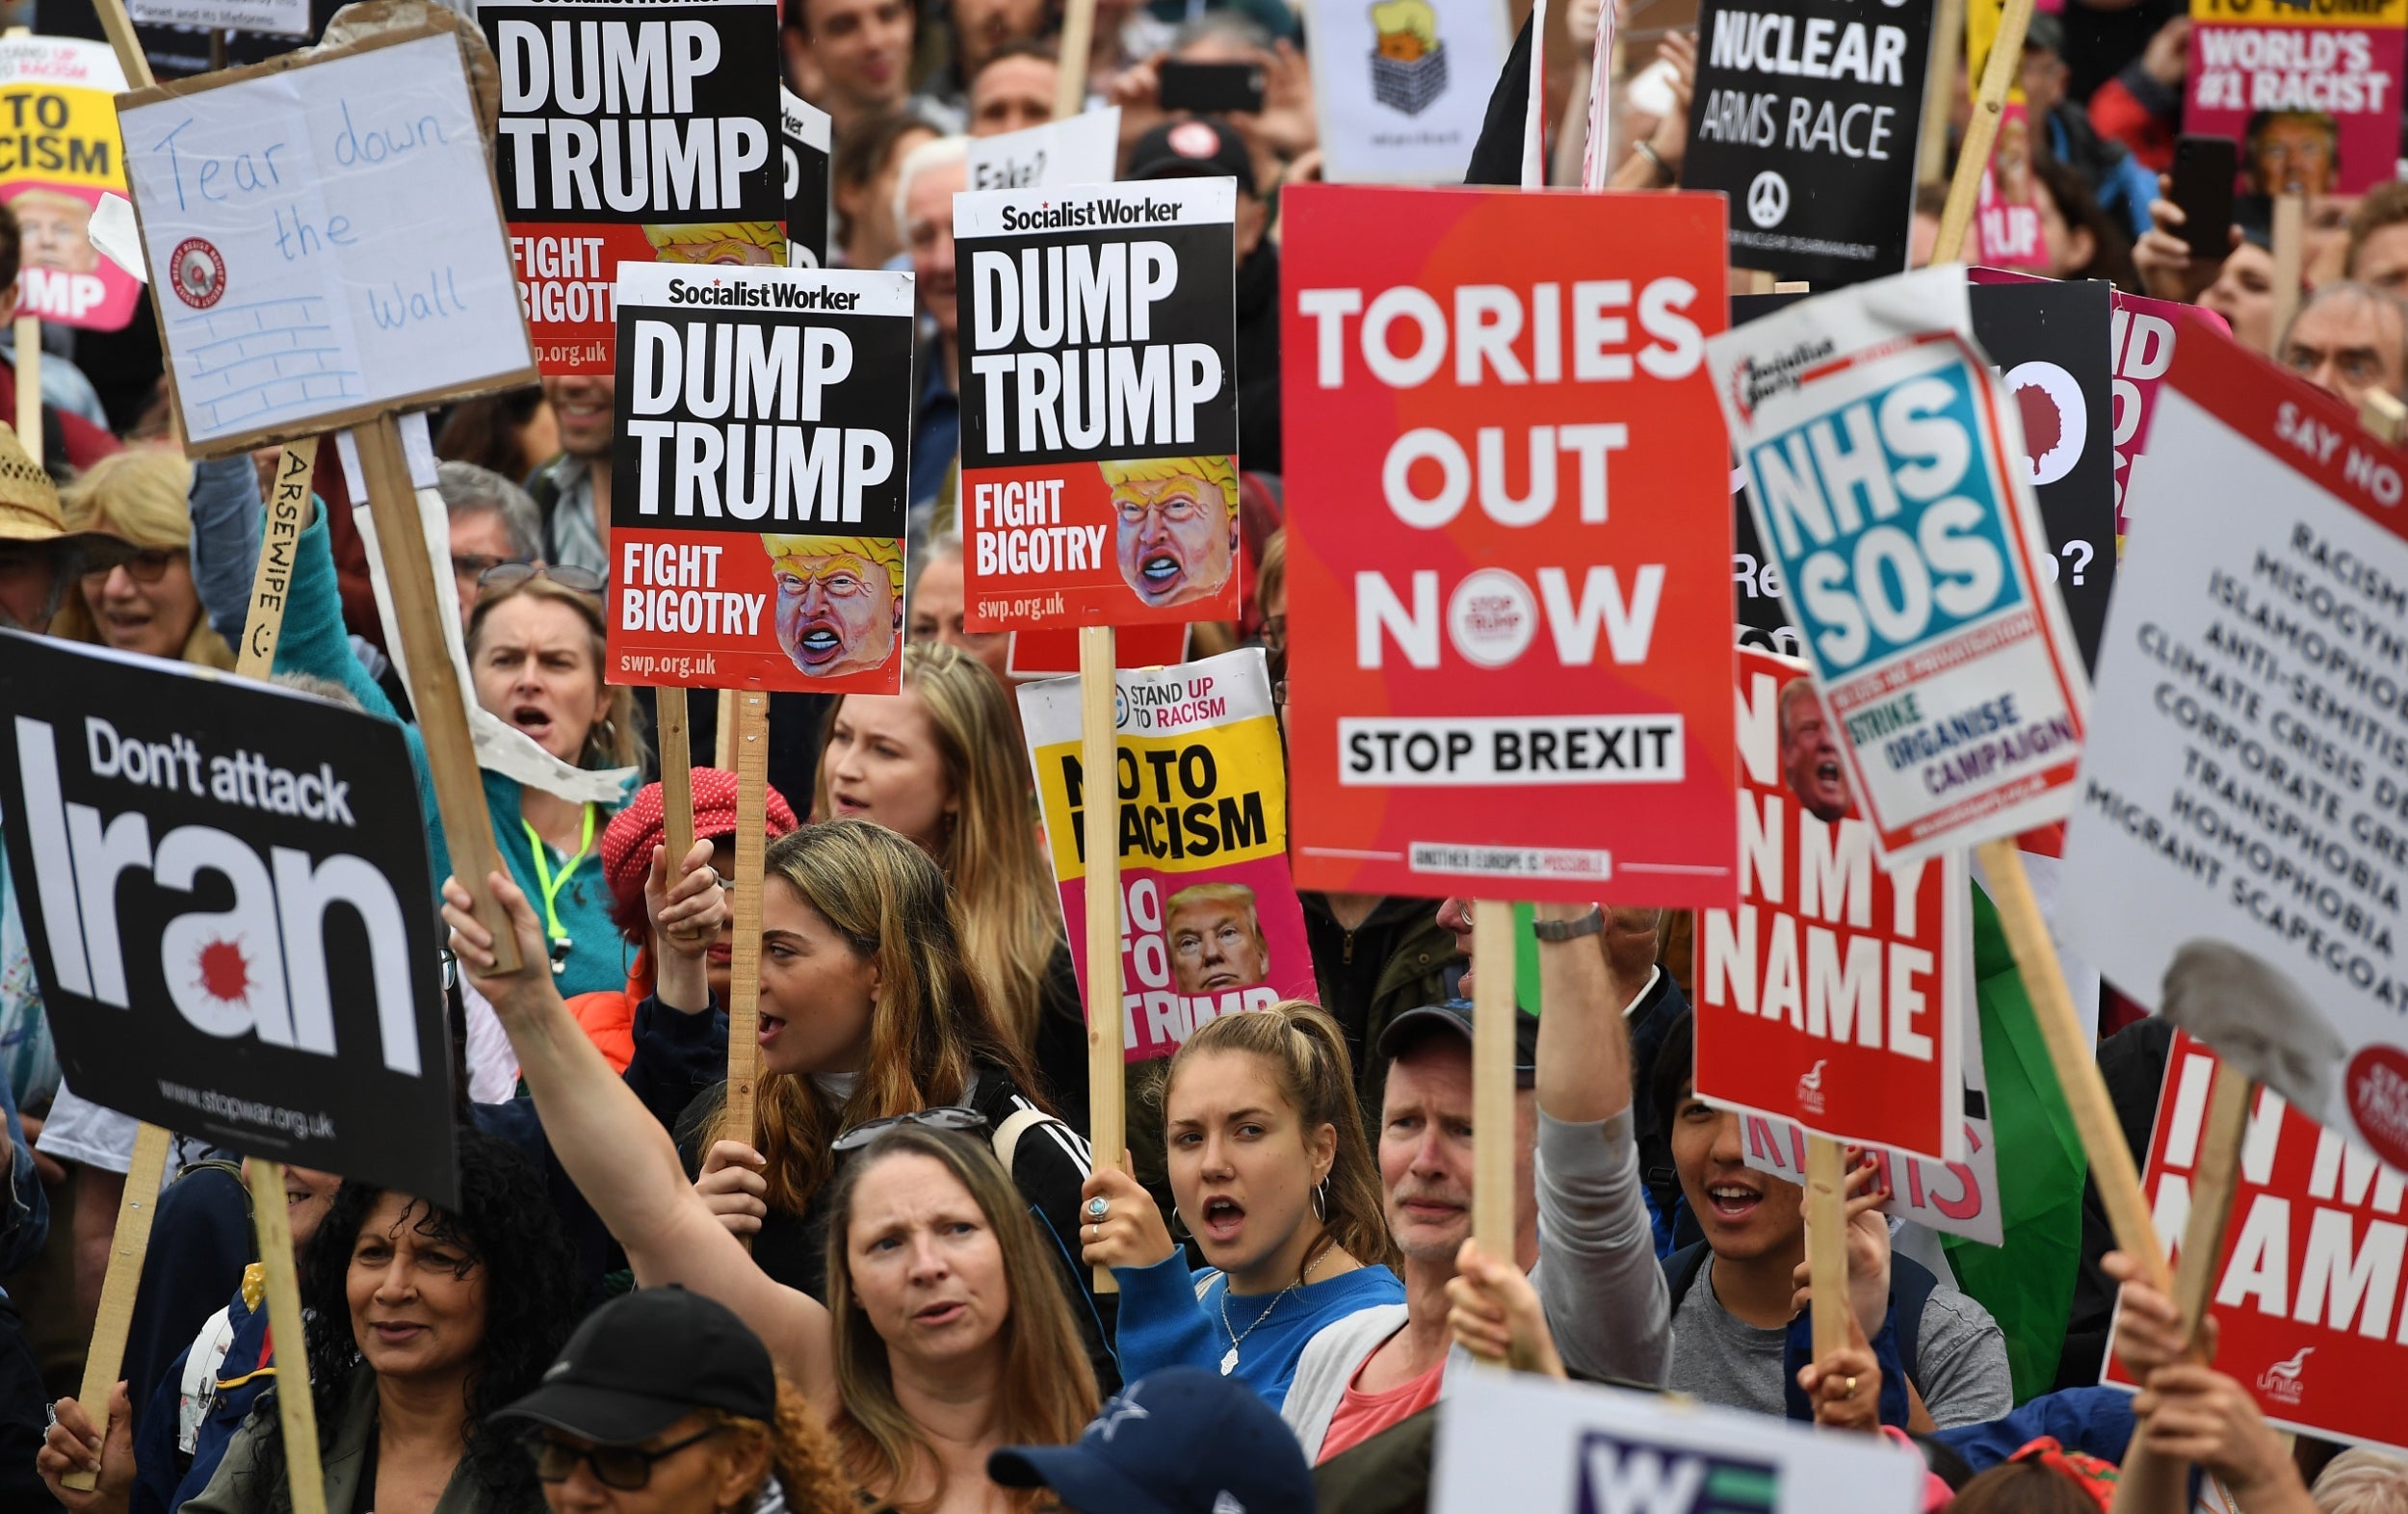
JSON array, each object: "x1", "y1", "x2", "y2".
[{"x1": 1085, "y1": 1195, "x2": 1111, "y2": 1221}]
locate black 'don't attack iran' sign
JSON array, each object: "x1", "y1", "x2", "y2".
[
  {"x1": 0, "y1": 635, "x2": 457, "y2": 1205},
  {"x1": 1683, "y1": 0, "x2": 1933, "y2": 289}
]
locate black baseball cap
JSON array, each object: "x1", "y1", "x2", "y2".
[
  {"x1": 1376, "y1": 998, "x2": 1540, "y2": 1087},
  {"x1": 491, "y1": 1287, "x2": 775, "y2": 1444},
  {"x1": 989, "y1": 1367, "x2": 1313, "y2": 1514},
  {"x1": 1127, "y1": 117, "x2": 1256, "y2": 196},
  {"x1": 2023, "y1": 11, "x2": 2065, "y2": 57}
]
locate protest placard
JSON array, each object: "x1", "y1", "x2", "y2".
[
  {"x1": 782, "y1": 89, "x2": 828, "y2": 269},
  {"x1": 1706, "y1": 267, "x2": 2090, "y2": 867},
  {"x1": 1280, "y1": 184, "x2": 1739, "y2": 905},
  {"x1": 1432, "y1": 1365, "x2": 1926, "y2": 1514},
  {"x1": 607, "y1": 260, "x2": 914, "y2": 695},
  {"x1": 0, "y1": 37, "x2": 139, "y2": 330},
  {"x1": 2186, "y1": 0, "x2": 2407, "y2": 196},
  {"x1": 0, "y1": 634, "x2": 458, "y2": 1204},
  {"x1": 1007, "y1": 621, "x2": 1187, "y2": 678},
  {"x1": 2059, "y1": 327, "x2": 2408, "y2": 1175},
  {"x1": 482, "y1": 0, "x2": 783, "y2": 374},
  {"x1": 1741, "y1": 1088, "x2": 2003, "y2": 1245},
  {"x1": 2105, "y1": 1032, "x2": 2408, "y2": 1454},
  {"x1": 122, "y1": 0, "x2": 311, "y2": 34},
  {"x1": 1695, "y1": 647, "x2": 1968, "y2": 1162},
  {"x1": 955, "y1": 176, "x2": 1240, "y2": 634},
  {"x1": 116, "y1": 26, "x2": 539, "y2": 453},
  {"x1": 1019, "y1": 648, "x2": 1312, "y2": 1061},
  {"x1": 966, "y1": 106, "x2": 1120, "y2": 193},
  {"x1": 1297, "y1": 0, "x2": 1509, "y2": 184},
  {"x1": 1683, "y1": 0, "x2": 1933, "y2": 287}
]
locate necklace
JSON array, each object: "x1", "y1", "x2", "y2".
[{"x1": 1216, "y1": 1250, "x2": 1327, "y2": 1375}]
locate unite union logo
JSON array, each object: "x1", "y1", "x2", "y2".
[
  {"x1": 2257, "y1": 1346, "x2": 2313, "y2": 1405},
  {"x1": 1795, "y1": 1057, "x2": 1828, "y2": 1115}
]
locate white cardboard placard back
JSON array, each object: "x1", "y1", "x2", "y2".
[
  {"x1": 127, "y1": 0, "x2": 313, "y2": 36},
  {"x1": 966, "y1": 107, "x2": 1120, "y2": 192},
  {"x1": 1301, "y1": 0, "x2": 1510, "y2": 183},
  {"x1": 118, "y1": 28, "x2": 537, "y2": 455},
  {"x1": 1433, "y1": 1368, "x2": 1924, "y2": 1514}
]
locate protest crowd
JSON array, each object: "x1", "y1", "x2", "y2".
[{"x1": 4, "y1": 0, "x2": 2408, "y2": 1511}]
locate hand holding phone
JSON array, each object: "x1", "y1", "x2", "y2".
[{"x1": 2169, "y1": 135, "x2": 2238, "y2": 262}]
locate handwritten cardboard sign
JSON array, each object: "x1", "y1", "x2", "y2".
[{"x1": 118, "y1": 26, "x2": 537, "y2": 456}]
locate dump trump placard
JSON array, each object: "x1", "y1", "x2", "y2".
[
  {"x1": 1281, "y1": 184, "x2": 1739, "y2": 906},
  {"x1": 1707, "y1": 267, "x2": 2090, "y2": 867},
  {"x1": 955, "y1": 176, "x2": 1241, "y2": 633},
  {"x1": 607, "y1": 261, "x2": 913, "y2": 694},
  {"x1": 1021, "y1": 649, "x2": 1314, "y2": 1061}
]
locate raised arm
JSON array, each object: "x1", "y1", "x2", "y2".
[
  {"x1": 444, "y1": 868, "x2": 837, "y2": 1414},
  {"x1": 1529, "y1": 903, "x2": 1670, "y2": 1386}
]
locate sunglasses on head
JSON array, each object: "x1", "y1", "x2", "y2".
[
  {"x1": 830, "y1": 1106, "x2": 986, "y2": 1153},
  {"x1": 524, "y1": 1426, "x2": 720, "y2": 1490},
  {"x1": 479, "y1": 561, "x2": 606, "y2": 596}
]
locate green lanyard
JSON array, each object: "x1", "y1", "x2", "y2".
[{"x1": 521, "y1": 805, "x2": 595, "y2": 973}]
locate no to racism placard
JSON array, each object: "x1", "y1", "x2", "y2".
[
  {"x1": 2186, "y1": 0, "x2": 2407, "y2": 196},
  {"x1": 0, "y1": 635, "x2": 458, "y2": 1204},
  {"x1": 1696, "y1": 647, "x2": 1967, "y2": 1162},
  {"x1": 1685, "y1": 0, "x2": 1932, "y2": 288},
  {"x1": 956, "y1": 176, "x2": 1240, "y2": 633},
  {"x1": 1433, "y1": 1367, "x2": 1926, "y2": 1514},
  {"x1": 608, "y1": 262, "x2": 914, "y2": 694},
  {"x1": 1282, "y1": 185, "x2": 1738, "y2": 905},
  {"x1": 117, "y1": 27, "x2": 537, "y2": 455},
  {"x1": 2108, "y1": 1033, "x2": 2408, "y2": 1454},
  {"x1": 1707, "y1": 267, "x2": 2091, "y2": 866},
  {"x1": 2060, "y1": 330, "x2": 2408, "y2": 1174},
  {"x1": 483, "y1": 0, "x2": 784, "y2": 374},
  {"x1": 1020, "y1": 649, "x2": 1313, "y2": 1061},
  {"x1": 0, "y1": 37, "x2": 140, "y2": 330}
]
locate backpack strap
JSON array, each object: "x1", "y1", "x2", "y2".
[
  {"x1": 1660, "y1": 1240, "x2": 1712, "y2": 1313},
  {"x1": 990, "y1": 1106, "x2": 1059, "y2": 1177},
  {"x1": 1890, "y1": 1252, "x2": 1941, "y2": 1392}
]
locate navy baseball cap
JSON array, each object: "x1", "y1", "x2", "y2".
[
  {"x1": 988, "y1": 1368, "x2": 1312, "y2": 1514},
  {"x1": 1376, "y1": 998, "x2": 1540, "y2": 1087},
  {"x1": 1127, "y1": 117, "x2": 1257, "y2": 196}
]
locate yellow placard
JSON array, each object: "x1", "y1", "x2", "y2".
[{"x1": 2189, "y1": 0, "x2": 2408, "y2": 29}]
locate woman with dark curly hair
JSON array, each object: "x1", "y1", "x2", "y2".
[{"x1": 182, "y1": 1131, "x2": 580, "y2": 1514}]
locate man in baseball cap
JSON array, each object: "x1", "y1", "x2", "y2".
[
  {"x1": 989, "y1": 1366, "x2": 1313, "y2": 1513},
  {"x1": 1123, "y1": 117, "x2": 1282, "y2": 474}
]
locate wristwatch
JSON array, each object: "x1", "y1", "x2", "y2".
[{"x1": 1530, "y1": 904, "x2": 1606, "y2": 942}]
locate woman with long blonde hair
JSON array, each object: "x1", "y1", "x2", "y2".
[
  {"x1": 677, "y1": 820, "x2": 1117, "y2": 1387},
  {"x1": 445, "y1": 862, "x2": 1101, "y2": 1514},
  {"x1": 51, "y1": 449, "x2": 236, "y2": 668},
  {"x1": 813, "y1": 642, "x2": 1086, "y2": 1118},
  {"x1": 464, "y1": 570, "x2": 648, "y2": 996}
]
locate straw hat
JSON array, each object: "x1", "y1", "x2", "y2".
[{"x1": 0, "y1": 424, "x2": 137, "y2": 568}]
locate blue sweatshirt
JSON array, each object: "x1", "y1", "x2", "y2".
[{"x1": 1112, "y1": 1250, "x2": 1404, "y2": 1410}]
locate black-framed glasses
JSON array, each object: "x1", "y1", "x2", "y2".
[
  {"x1": 524, "y1": 1426, "x2": 720, "y2": 1490},
  {"x1": 83, "y1": 547, "x2": 186, "y2": 585},
  {"x1": 830, "y1": 1106, "x2": 987, "y2": 1153},
  {"x1": 479, "y1": 561, "x2": 606, "y2": 596},
  {"x1": 455, "y1": 552, "x2": 534, "y2": 581}
]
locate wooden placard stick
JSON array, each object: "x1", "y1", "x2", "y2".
[
  {"x1": 245, "y1": 1161, "x2": 329, "y2": 1514},
  {"x1": 1081, "y1": 625, "x2": 1124, "y2": 1292},
  {"x1": 714, "y1": 692, "x2": 738, "y2": 770},
  {"x1": 1920, "y1": 0, "x2": 1966, "y2": 186},
  {"x1": 92, "y1": 0, "x2": 158, "y2": 88},
  {"x1": 2270, "y1": 195, "x2": 2306, "y2": 360},
  {"x1": 657, "y1": 689, "x2": 698, "y2": 873},
  {"x1": 2360, "y1": 389, "x2": 2407, "y2": 447},
  {"x1": 1054, "y1": 0, "x2": 1098, "y2": 120},
  {"x1": 1804, "y1": 1136, "x2": 1852, "y2": 1363},
  {"x1": 1773, "y1": 281, "x2": 1810, "y2": 294},
  {"x1": 237, "y1": 439, "x2": 321, "y2": 671},
  {"x1": 1931, "y1": 0, "x2": 2034, "y2": 265},
  {"x1": 14, "y1": 318, "x2": 38, "y2": 464},
  {"x1": 2108, "y1": 1063, "x2": 2254, "y2": 1514},
  {"x1": 353, "y1": 413, "x2": 522, "y2": 972},
  {"x1": 1975, "y1": 838, "x2": 2168, "y2": 1289},
  {"x1": 721, "y1": 691, "x2": 771, "y2": 1178},
  {"x1": 1469, "y1": 898, "x2": 1516, "y2": 1355},
  {"x1": 57, "y1": 1123, "x2": 170, "y2": 1492}
]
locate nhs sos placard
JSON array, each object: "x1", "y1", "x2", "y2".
[{"x1": 1281, "y1": 185, "x2": 1740, "y2": 906}]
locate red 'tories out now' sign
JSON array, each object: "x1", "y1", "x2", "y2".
[
  {"x1": 2111, "y1": 1033, "x2": 2408, "y2": 1455},
  {"x1": 1280, "y1": 185, "x2": 1739, "y2": 907}
]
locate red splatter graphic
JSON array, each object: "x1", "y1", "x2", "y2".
[
  {"x1": 2015, "y1": 381, "x2": 2062, "y2": 464},
  {"x1": 196, "y1": 938, "x2": 252, "y2": 1004}
]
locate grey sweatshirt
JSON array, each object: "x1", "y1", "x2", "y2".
[{"x1": 1281, "y1": 1107, "x2": 1669, "y2": 1461}]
